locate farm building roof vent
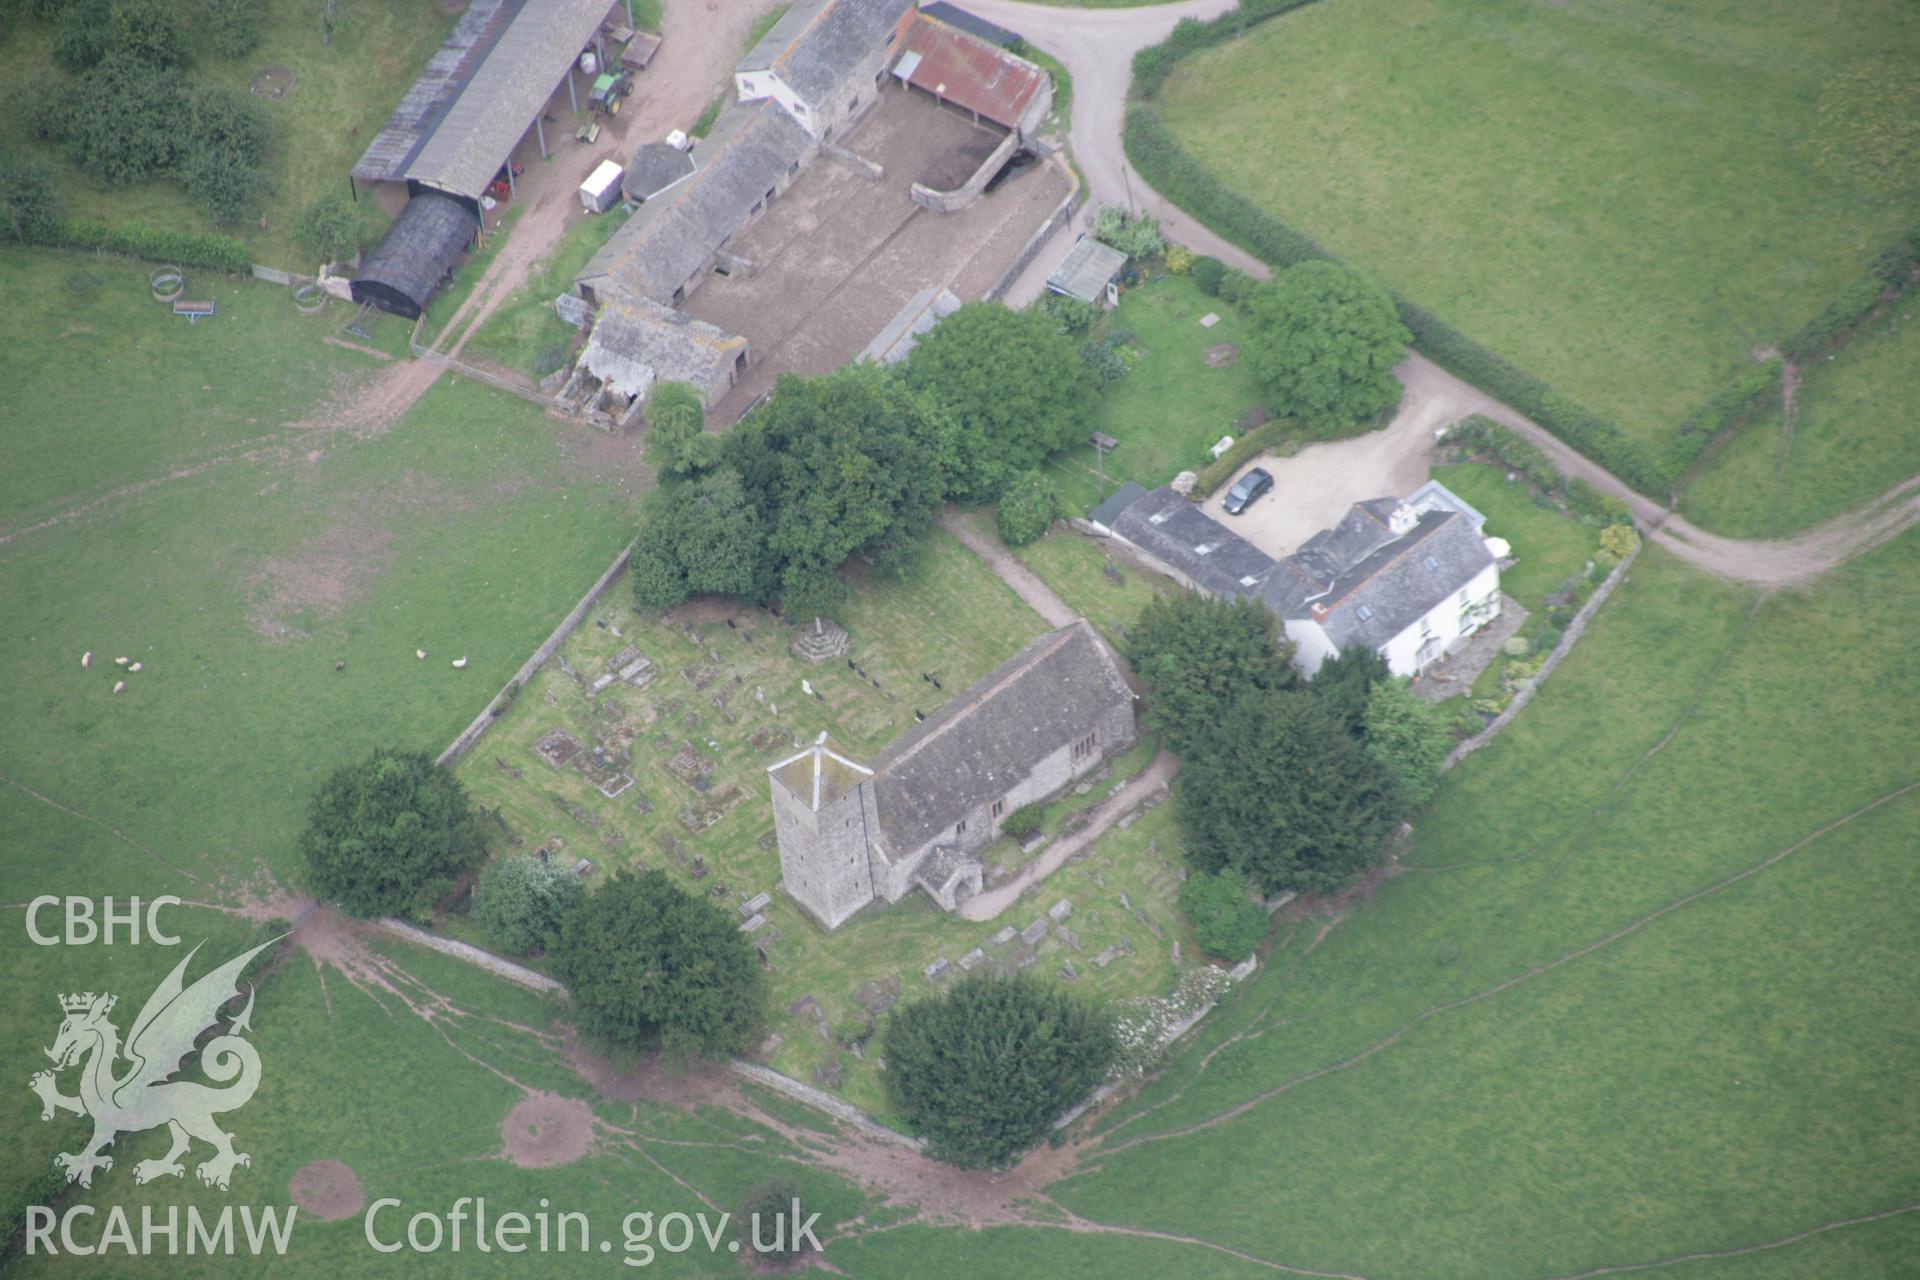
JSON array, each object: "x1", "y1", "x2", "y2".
[{"x1": 1194, "y1": 543, "x2": 1214, "y2": 556}]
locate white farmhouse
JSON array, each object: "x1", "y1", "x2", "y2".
[{"x1": 1097, "y1": 479, "x2": 1503, "y2": 679}]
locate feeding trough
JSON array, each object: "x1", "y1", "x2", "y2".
[{"x1": 150, "y1": 267, "x2": 185, "y2": 302}]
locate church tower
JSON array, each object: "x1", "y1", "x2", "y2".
[{"x1": 766, "y1": 733, "x2": 881, "y2": 929}]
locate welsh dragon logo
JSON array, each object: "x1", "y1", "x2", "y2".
[{"x1": 29, "y1": 938, "x2": 279, "y2": 1191}]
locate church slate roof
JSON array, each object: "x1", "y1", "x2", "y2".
[
  {"x1": 738, "y1": 0, "x2": 913, "y2": 105},
  {"x1": 768, "y1": 734, "x2": 873, "y2": 811},
  {"x1": 869, "y1": 621, "x2": 1131, "y2": 859}
]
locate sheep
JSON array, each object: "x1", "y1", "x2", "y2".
[
  {"x1": 416, "y1": 649, "x2": 427, "y2": 660},
  {"x1": 452, "y1": 657, "x2": 468, "y2": 669},
  {"x1": 115, "y1": 656, "x2": 129, "y2": 666},
  {"x1": 128, "y1": 662, "x2": 143, "y2": 673},
  {"x1": 82, "y1": 651, "x2": 93, "y2": 669},
  {"x1": 113, "y1": 681, "x2": 125, "y2": 694}
]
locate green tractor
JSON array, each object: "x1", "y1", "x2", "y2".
[{"x1": 589, "y1": 70, "x2": 633, "y2": 117}]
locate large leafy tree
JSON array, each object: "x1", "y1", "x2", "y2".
[
  {"x1": 722, "y1": 364, "x2": 942, "y2": 613},
  {"x1": 472, "y1": 854, "x2": 584, "y2": 956},
  {"x1": 903, "y1": 302, "x2": 1097, "y2": 502},
  {"x1": 630, "y1": 468, "x2": 764, "y2": 612},
  {"x1": 178, "y1": 85, "x2": 270, "y2": 224},
  {"x1": 298, "y1": 748, "x2": 488, "y2": 918},
  {"x1": 883, "y1": 973, "x2": 1115, "y2": 1168},
  {"x1": 1177, "y1": 689, "x2": 1400, "y2": 895},
  {"x1": 1307, "y1": 645, "x2": 1389, "y2": 739},
  {"x1": 642, "y1": 381, "x2": 713, "y2": 477},
  {"x1": 552, "y1": 870, "x2": 766, "y2": 1059},
  {"x1": 1245, "y1": 260, "x2": 1409, "y2": 431},
  {"x1": 1126, "y1": 595, "x2": 1294, "y2": 757},
  {"x1": 63, "y1": 53, "x2": 186, "y2": 184},
  {"x1": 1362, "y1": 678, "x2": 1454, "y2": 810}
]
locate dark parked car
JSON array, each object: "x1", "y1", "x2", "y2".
[{"x1": 1222, "y1": 467, "x2": 1273, "y2": 515}]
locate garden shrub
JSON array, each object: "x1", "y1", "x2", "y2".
[
  {"x1": 1093, "y1": 205, "x2": 1165, "y2": 260},
  {"x1": 1598, "y1": 523, "x2": 1638, "y2": 563},
  {"x1": 1191, "y1": 254, "x2": 1226, "y2": 296},
  {"x1": 1165, "y1": 243, "x2": 1195, "y2": 274},
  {"x1": 472, "y1": 854, "x2": 584, "y2": 956},
  {"x1": 996, "y1": 468, "x2": 1058, "y2": 546},
  {"x1": 735, "y1": 1178, "x2": 818, "y2": 1266},
  {"x1": 1000, "y1": 803, "x2": 1043, "y2": 841},
  {"x1": 1178, "y1": 870, "x2": 1267, "y2": 962},
  {"x1": 202, "y1": 0, "x2": 263, "y2": 59},
  {"x1": 1043, "y1": 292, "x2": 1100, "y2": 336}
]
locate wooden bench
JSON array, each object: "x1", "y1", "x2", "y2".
[{"x1": 173, "y1": 300, "x2": 215, "y2": 324}]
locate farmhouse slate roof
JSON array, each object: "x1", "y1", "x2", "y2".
[
  {"x1": 869, "y1": 621, "x2": 1131, "y2": 859},
  {"x1": 579, "y1": 98, "x2": 814, "y2": 304},
  {"x1": 895, "y1": 13, "x2": 1048, "y2": 130},
  {"x1": 351, "y1": 0, "x2": 518, "y2": 184},
  {"x1": 738, "y1": 0, "x2": 914, "y2": 105},
  {"x1": 1106, "y1": 482, "x2": 1495, "y2": 647},
  {"x1": 403, "y1": 0, "x2": 616, "y2": 199},
  {"x1": 578, "y1": 296, "x2": 747, "y2": 400},
  {"x1": 1047, "y1": 234, "x2": 1127, "y2": 303},
  {"x1": 1108, "y1": 486, "x2": 1280, "y2": 602},
  {"x1": 623, "y1": 141, "x2": 697, "y2": 202},
  {"x1": 919, "y1": 1, "x2": 1020, "y2": 47},
  {"x1": 1314, "y1": 511, "x2": 1495, "y2": 652}
]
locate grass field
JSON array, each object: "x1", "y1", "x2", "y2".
[
  {"x1": 1155, "y1": 0, "x2": 1920, "y2": 453},
  {"x1": 1679, "y1": 294, "x2": 1920, "y2": 539},
  {"x1": 451, "y1": 531, "x2": 1193, "y2": 1120},
  {"x1": 1045, "y1": 274, "x2": 1268, "y2": 513},
  {"x1": 0, "y1": 0, "x2": 460, "y2": 268}
]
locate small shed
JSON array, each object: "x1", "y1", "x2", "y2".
[
  {"x1": 1047, "y1": 234, "x2": 1127, "y2": 307},
  {"x1": 350, "y1": 191, "x2": 480, "y2": 319},
  {"x1": 579, "y1": 159, "x2": 625, "y2": 212},
  {"x1": 623, "y1": 141, "x2": 696, "y2": 202}
]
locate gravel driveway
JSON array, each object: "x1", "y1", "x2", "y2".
[{"x1": 1200, "y1": 381, "x2": 1456, "y2": 558}]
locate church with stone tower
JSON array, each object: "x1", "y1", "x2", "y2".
[{"x1": 765, "y1": 620, "x2": 1137, "y2": 929}]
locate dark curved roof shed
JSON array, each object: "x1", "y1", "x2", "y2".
[{"x1": 350, "y1": 191, "x2": 480, "y2": 319}]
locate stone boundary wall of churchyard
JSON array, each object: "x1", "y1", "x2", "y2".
[{"x1": 435, "y1": 538, "x2": 637, "y2": 768}]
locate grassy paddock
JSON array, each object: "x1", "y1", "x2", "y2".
[
  {"x1": 1680, "y1": 293, "x2": 1920, "y2": 538},
  {"x1": 1155, "y1": 0, "x2": 1920, "y2": 452}
]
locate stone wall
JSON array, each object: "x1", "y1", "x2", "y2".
[
  {"x1": 436, "y1": 539, "x2": 636, "y2": 768},
  {"x1": 1443, "y1": 543, "x2": 1640, "y2": 771},
  {"x1": 909, "y1": 127, "x2": 1020, "y2": 214},
  {"x1": 983, "y1": 163, "x2": 1080, "y2": 302}
]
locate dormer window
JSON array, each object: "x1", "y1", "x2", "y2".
[
  {"x1": 1356, "y1": 605, "x2": 1372, "y2": 621},
  {"x1": 1424, "y1": 556, "x2": 1439, "y2": 570}
]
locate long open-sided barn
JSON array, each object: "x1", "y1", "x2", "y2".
[{"x1": 349, "y1": 0, "x2": 618, "y2": 316}]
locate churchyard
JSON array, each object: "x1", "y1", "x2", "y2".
[
  {"x1": 1149, "y1": 0, "x2": 1920, "y2": 495},
  {"x1": 454, "y1": 531, "x2": 1199, "y2": 1119}
]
